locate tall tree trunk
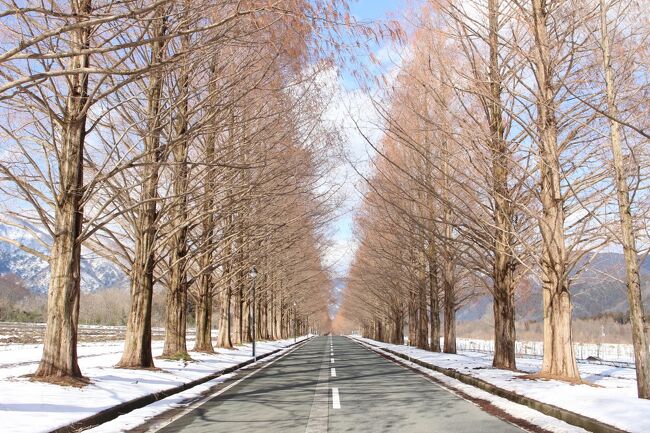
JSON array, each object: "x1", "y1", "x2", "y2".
[
  {"x1": 162, "y1": 41, "x2": 191, "y2": 359},
  {"x1": 34, "y1": 0, "x2": 92, "y2": 382},
  {"x1": 599, "y1": 0, "x2": 650, "y2": 398},
  {"x1": 231, "y1": 274, "x2": 242, "y2": 344},
  {"x1": 487, "y1": 0, "x2": 517, "y2": 371},
  {"x1": 242, "y1": 280, "x2": 251, "y2": 343},
  {"x1": 260, "y1": 292, "x2": 272, "y2": 340},
  {"x1": 532, "y1": 0, "x2": 579, "y2": 380},
  {"x1": 238, "y1": 259, "x2": 250, "y2": 343},
  {"x1": 442, "y1": 259, "x2": 456, "y2": 353},
  {"x1": 163, "y1": 276, "x2": 188, "y2": 358},
  {"x1": 416, "y1": 272, "x2": 428, "y2": 349},
  {"x1": 441, "y1": 138, "x2": 456, "y2": 354},
  {"x1": 193, "y1": 118, "x2": 216, "y2": 353},
  {"x1": 193, "y1": 199, "x2": 215, "y2": 353},
  {"x1": 194, "y1": 277, "x2": 213, "y2": 352},
  {"x1": 255, "y1": 297, "x2": 262, "y2": 340},
  {"x1": 118, "y1": 7, "x2": 167, "y2": 369},
  {"x1": 392, "y1": 310, "x2": 404, "y2": 344},
  {"x1": 266, "y1": 290, "x2": 273, "y2": 340},
  {"x1": 428, "y1": 239, "x2": 441, "y2": 352},
  {"x1": 492, "y1": 285, "x2": 516, "y2": 368},
  {"x1": 408, "y1": 293, "x2": 416, "y2": 346},
  {"x1": 217, "y1": 281, "x2": 233, "y2": 348},
  {"x1": 275, "y1": 290, "x2": 283, "y2": 339}
]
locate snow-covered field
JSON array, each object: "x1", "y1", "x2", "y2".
[
  {"x1": 0, "y1": 322, "x2": 167, "y2": 345},
  {"x1": 354, "y1": 336, "x2": 649, "y2": 433},
  {"x1": 456, "y1": 337, "x2": 635, "y2": 365},
  {"x1": 0, "y1": 332, "x2": 306, "y2": 433}
]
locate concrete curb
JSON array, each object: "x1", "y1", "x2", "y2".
[
  {"x1": 352, "y1": 337, "x2": 628, "y2": 433},
  {"x1": 52, "y1": 337, "x2": 313, "y2": 433}
]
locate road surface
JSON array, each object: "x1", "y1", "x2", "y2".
[{"x1": 158, "y1": 336, "x2": 525, "y2": 433}]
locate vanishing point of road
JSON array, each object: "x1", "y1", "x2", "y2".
[{"x1": 158, "y1": 336, "x2": 526, "y2": 433}]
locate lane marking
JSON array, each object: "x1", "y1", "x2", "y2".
[
  {"x1": 331, "y1": 367, "x2": 336, "y2": 377},
  {"x1": 332, "y1": 387, "x2": 341, "y2": 409},
  {"x1": 330, "y1": 358, "x2": 334, "y2": 363}
]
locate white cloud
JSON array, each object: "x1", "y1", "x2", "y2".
[
  {"x1": 314, "y1": 42, "x2": 405, "y2": 278},
  {"x1": 322, "y1": 233, "x2": 359, "y2": 276}
]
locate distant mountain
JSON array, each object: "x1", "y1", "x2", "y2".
[
  {"x1": 458, "y1": 252, "x2": 650, "y2": 321},
  {"x1": 0, "y1": 224, "x2": 127, "y2": 294}
]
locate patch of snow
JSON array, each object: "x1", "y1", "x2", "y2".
[
  {"x1": 85, "y1": 371, "x2": 239, "y2": 433},
  {"x1": 0, "y1": 335, "x2": 308, "y2": 433}
]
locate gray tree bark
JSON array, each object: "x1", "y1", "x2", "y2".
[
  {"x1": 488, "y1": 0, "x2": 517, "y2": 370},
  {"x1": 193, "y1": 114, "x2": 217, "y2": 353},
  {"x1": 33, "y1": 0, "x2": 92, "y2": 383},
  {"x1": 531, "y1": 0, "x2": 580, "y2": 380},
  {"x1": 428, "y1": 239, "x2": 441, "y2": 352},
  {"x1": 162, "y1": 32, "x2": 191, "y2": 359},
  {"x1": 599, "y1": 0, "x2": 650, "y2": 398},
  {"x1": 118, "y1": 7, "x2": 167, "y2": 369}
]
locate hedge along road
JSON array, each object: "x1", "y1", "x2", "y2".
[{"x1": 157, "y1": 336, "x2": 526, "y2": 433}]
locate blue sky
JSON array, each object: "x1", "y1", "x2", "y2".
[
  {"x1": 321, "y1": 1, "x2": 409, "y2": 279},
  {"x1": 348, "y1": 0, "x2": 403, "y2": 22}
]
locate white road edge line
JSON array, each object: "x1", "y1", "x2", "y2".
[
  {"x1": 331, "y1": 368, "x2": 336, "y2": 377},
  {"x1": 348, "y1": 337, "x2": 531, "y2": 433},
  {"x1": 332, "y1": 387, "x2": 341, "y2": 409}
]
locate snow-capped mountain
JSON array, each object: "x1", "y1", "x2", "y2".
[{"x1": 0, "y1": 224, "x2": 127, "y2": 294}]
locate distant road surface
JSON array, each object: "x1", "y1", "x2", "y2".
[{"x1": 157, "y1": 336, "x2": 526, "y2": 433}]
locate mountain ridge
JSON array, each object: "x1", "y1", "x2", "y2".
[
  {"x1": 459, "y1": 252, "x2": 650, "y2": 321},
  {"x1": 0, "y1": 224, "x2": 127, "y2": 294}
]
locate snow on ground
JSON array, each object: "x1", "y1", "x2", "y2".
[
  {"x1": 353, "y1": 336, "x2": 649, "y2": 433},
  {"x1": 455, "y1": 337, "x2": 635, "y2": 365},
  {"x1": 0, "y1": 334, "x2": 307, "y2": 433}
]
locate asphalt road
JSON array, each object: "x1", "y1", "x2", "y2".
[{"x1": 158, "y1": 336, "x2": 525, "y2": 433}]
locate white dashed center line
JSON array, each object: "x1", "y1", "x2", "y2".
[
  {"x1": 329, "y1": 339, "x2": 340, "y2": 409},
  {"x1": 332, "y1": 387, "x2": 341, "y2": 409}
]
